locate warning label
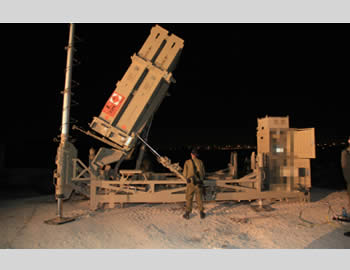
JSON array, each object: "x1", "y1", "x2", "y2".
[{"x1": 102, "y1": 90, "x2": 125, "y2": 118}]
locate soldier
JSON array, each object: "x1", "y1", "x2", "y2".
[
  {"x1": 182, "y1": 148, "x2": 206, "y2": 220},
  {"x1": 341, "y1": 137, "x2": 350, "y2": 211},
  {"x1": 98, "y1": 165, "x2": 107, "y2": 180},
  {"x1": 104, "y1": 165, "x2": 114, "y2": 180},
  {"x1": 341, "y1": 137, "x2": 350, "y2": 237}
]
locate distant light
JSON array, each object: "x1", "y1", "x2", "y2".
[{"x1": 276, "y1": 147, "x2": 284, "y2": 153}]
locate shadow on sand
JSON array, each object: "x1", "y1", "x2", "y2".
[
  {"x1": 306, "y1": 226, "x2": 350, "y2": 249},
  {"x1": 310, "y1": 187, "x2": 339, "y2": 203}
]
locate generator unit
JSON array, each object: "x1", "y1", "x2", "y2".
[{"x1": 257, "y1": 116, "x2": 315, "y2": 195}]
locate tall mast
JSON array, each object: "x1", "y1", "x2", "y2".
[
  {"x1": 61, "y1": 23, "x2": 75, "y2": 142},
  {"x1": 45, "y1": 23, "x2": 77, "y2": 225}
]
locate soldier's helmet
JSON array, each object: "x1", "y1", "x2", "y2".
[{"x1": 191, "y1": 148, "x2": 199, "y2": 157}]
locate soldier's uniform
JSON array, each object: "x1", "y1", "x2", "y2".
[
  {"x1": 182, "y1": 150, "x2": 205, "y2": 219},
  {"x1": 341, "y1": 144, "x2": 350, "y2": 207},
  {"x1": 341, "y1": 139, "x2": 350, "y2": 237}
]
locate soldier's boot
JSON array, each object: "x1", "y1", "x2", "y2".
[
  {"x1": 183, "y1": 212, "x2": 190, "y2": 220},
  {"x1": 200, "y1": 211, "x2": 206, "y2": 219},
  {"x1": 344, "y1": 232, "x2": 350, "y2": 237}
]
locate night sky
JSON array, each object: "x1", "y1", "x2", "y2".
[{"x1": 1, "y1": 23, "x2": 349, "y2": 162}]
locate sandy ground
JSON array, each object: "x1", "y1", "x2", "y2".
[{"x1": 1, "y1": 187, "x2": 350, "y2": 249}]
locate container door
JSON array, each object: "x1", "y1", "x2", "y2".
[{"x1": 293, "y1": 128, "x2": 316, "y2": 159}]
